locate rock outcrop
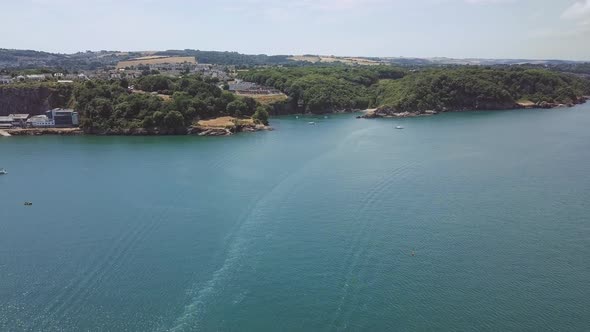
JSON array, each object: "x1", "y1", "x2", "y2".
[
  {"x1": 358, "y1": 108, "x2": 438, "y2": 119},
  {"x1": 0, "y1": 86, "x2": 72, "y2": 116},
  {"x1": 189, "y1": 122, "x2": 271, "y2": 136}
]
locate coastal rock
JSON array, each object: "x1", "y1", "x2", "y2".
[
  {"x1": 359, "y1": 107, "x2": 436, "y2": 119},
  {"x1": 198, "y1": 128, "x2": 233, "y2": 136},
  {"x1": 6, "y1": 128, "x2": 83, "y2": 136}
]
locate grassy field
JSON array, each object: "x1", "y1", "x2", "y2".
[
  {"x1": 197, "y1": 116, "x2": 254, "y2": 128},
  {"x1": 117, "y1": 56, "x2": 196, "y2": 69},
  {"x1": 235, "y1": 93, "x2": 288, "y2": 105},
  {"x1": 289, "y1": 55, "x2": 381, "y2": 66}
]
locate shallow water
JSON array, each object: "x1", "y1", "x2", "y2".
[{"x1": 1, "y1": 105, "x2": 590, "y2": 331}]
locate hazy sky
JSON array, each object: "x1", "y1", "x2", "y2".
[{"x1": 1, "y1": 0, "x2": 589, "y2": 60}]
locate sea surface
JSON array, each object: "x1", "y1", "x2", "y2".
[{"x1": 1, "y1": 105, "x2": 590, "y2": 331}]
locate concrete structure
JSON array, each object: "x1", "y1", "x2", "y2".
[{"x1": 8, "y1": 114, "x2": 29, "y2": 128}]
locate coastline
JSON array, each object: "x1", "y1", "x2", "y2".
[
  {"x1": 4, "y1": 123, "x2": 272, "y2": 137},
  {"x1": 358, "y1": 97, "x2": 589, "y2": 119},
  {"x1": 3, "y1": 99, "x2": 589, "y2": 137}
]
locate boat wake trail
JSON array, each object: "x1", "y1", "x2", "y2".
[
  {"x1": 330, "y1": 160, "x2": 416, "y2": 330},
  {"x1": 166, "y1": 126, "x2": 373, "y2": 331},
  {"x1": 165, "y1": 168, "x2": 306, "y2": 331}
]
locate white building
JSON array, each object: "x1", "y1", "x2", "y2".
[
  {"x1": 26, "y1": 74, "x2": 46, "y2": 81},
  {"x1": 0, "y1": 116, "x2": 13, "y2": 128},
  {"x1": 27, "y1": 115, "x2": 55, "y2": 128},
  {"x1": 0, "y1": 76, "x2": 13, "y2": 84}
]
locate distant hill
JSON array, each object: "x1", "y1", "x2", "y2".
[
  {"x1": 0, "y1": 49, "x2": 295, "y2": 70},
  {"x1": 0, "y1": 48, "x2": 588, "y2": 71}
]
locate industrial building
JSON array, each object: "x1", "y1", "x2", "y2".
[{"x1": 45, "y1": 109, "x2": 79, "y2": 127}]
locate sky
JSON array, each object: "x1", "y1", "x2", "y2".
[{"x1": 1, "y1": 0, "x2": 589, "y2": 60}]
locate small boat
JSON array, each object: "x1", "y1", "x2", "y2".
[
  {"x1": 295, "y1": 116, "x2": 299, "y2": 119},
  {"x1": 24, "y1": 202, "x2": 33, "y2": 206},
  {"x1": 0, "y1": 169, "x2": 7, "y2": 175},
  {"x1": 324, "y1": 116, "x2": 328, "y2": 119},
  {"x1": 308, "y1": 121, "x2": 316, "y2": 125},
  {"x1": 395, "y1": 126, "x2": 404, "y2": 129}
]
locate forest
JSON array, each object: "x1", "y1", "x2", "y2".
[
  {"x1": 239, "y1": 66, "x2": 590, "y2": 113},
  {"x1": 238, "y1": 66, "x2": 406, "y2": 112}
]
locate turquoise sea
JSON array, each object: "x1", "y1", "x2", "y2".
[{"x1": 1, "y1": 105, "x2": 590, "y2": 331}]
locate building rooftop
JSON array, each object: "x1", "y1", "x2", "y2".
[
  {"x1": 9, "y1": 114, "x2": 29, "y2": 119},
  {"x1": 28, "y1": 115, "x2": 50, "y2": 121},
  {"x1": 51, "y1": 108, "x2": 76, "y2": 112}
]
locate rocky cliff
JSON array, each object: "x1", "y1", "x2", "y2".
[{"x1": 0, "y1": 85, "x2": 72, "y2": 116}]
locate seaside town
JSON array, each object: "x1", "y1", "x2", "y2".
[
  {"x1": 0, "y1": 55, "x2": 286, "y2": 136},
  {"x1": 0, "y1": 60, "x2": 233, "y2": 85}
]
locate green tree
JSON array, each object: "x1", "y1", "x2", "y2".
[
  {"x1": 253, "y1": 106, "x2": 270, "y2": 125},
  {"x1": 163, "y1": 111, "x2": 185, "y2": 129},
  {"x1": 226, "y1": 100, "x2": 248, "y2": 117},
  {"x1": 152, "y1": 111, "x2": 165, "y2": 126}
]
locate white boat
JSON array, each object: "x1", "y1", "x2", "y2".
[
  {"x1": 395, "y1": 126, "x2": 404, "y2": 129},
  {"x1": 308, "y1": 121, "x2": 316, "y2": 125},
  {"x1": 0, "y1": 169, "x2": 6, "y2": 175}
]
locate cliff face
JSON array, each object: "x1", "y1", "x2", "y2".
[{"x1": 0, "y1": 86, "x2": 70, "y2": 116}]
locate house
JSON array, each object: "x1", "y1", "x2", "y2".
[{"x1": 228, "y1": 81, "x2": 258, "y2": 91}]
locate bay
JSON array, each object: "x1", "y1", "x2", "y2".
[{"x1": 1, "y1": 105, "x2": 589, "y2": 331}]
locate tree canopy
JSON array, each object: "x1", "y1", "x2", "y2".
[
  {"x1": 239, "y1": 65, "x2": 590, "y2": 113},
  {"x1": 73, "y1": 74, "x2": 258, "y2": 132}
]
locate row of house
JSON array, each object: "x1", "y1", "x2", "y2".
[
  {"x1": 228, "y1": 80, "x2": 281, "y2": 95},
  {"x1": 0, "y1": 72, "x2": 94, "y2": 85},
  {"x1": 0, "y1": 109, "x2": 79, "y2": 129}
]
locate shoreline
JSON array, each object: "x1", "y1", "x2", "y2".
[
  {"x1": 359, "y1": 97, "x2": 589, "y2": 119},
  {"x1": 3, "y1": 100, "x2": 588, "y2": 137},
  {"x1": 3, "y1": 124, "x2": 272, "y2": 137}
]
